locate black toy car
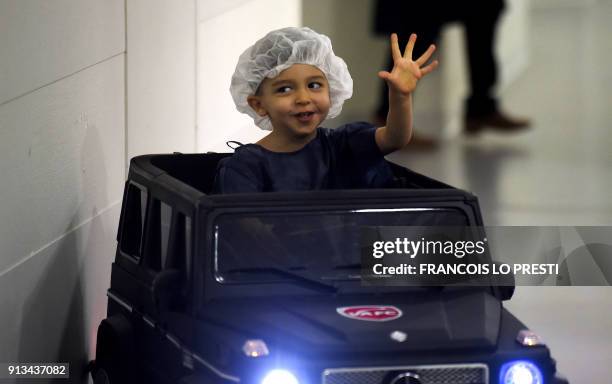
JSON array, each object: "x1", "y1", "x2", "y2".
[{"x1": 90, "y1": 153, "x2": 568, "y2": 384}]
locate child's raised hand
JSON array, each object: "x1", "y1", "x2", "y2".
[{"x1": 378, "y1": 33, "x2": 438, "y2": 96}]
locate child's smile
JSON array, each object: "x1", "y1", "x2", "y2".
[{"x1": 293, "y1": 111, "x2": 316, "y2": 123}]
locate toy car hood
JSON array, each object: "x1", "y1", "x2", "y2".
[{"x1": 198, "y1": 289, "x2": 500, "y2": 355}]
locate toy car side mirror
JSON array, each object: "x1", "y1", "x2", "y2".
[{"x1": 152, "y1": 269, "x2": 183, "y2": 313}]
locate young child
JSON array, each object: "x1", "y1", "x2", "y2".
[{"x1": 213, "y1": 27, "x2": 437, "y2": 193}]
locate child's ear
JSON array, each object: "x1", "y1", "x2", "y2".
[{"x1": 247, "y1": 95, "x2": 268, "y2": 117}]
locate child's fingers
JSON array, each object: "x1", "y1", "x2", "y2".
[
  {"x1": 420, "y1": 60, "x2": 439, "y2": 76},
  {"x1": 416, "y1": 44, "x2": 436, "y2": 66},
  {"x1": 403, "y1": 33, "x2": 417, "y2": 59},
  {"x1": 390, "y1": 33, "x2": 401, "y2": 62},
  {"x1": 378, "y1": 70, "x2": 391, "y2": 81}
]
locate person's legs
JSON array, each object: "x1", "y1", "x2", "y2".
[
  {"x1": 461, "y1": 0, "x2": 530, "y2": 133},
  {"x1": 463, "y1": 2, "x2": 502, "y2": 118}
]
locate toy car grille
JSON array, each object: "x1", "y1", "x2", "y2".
[{"x1": 322, "y1": 364, "x2": 488, "y2": 384}]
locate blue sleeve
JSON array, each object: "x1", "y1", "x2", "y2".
[
  {"x1": 332, "y1": 121, "x2": 384, "y2": 162},
  {"x1": 213, "y1": 157, "x2": 263, "y2": 194},
  {"x1": 329, "y1": 122, "x2": 395, "y2": 188}
]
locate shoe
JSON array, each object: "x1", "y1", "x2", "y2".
[{"x1": 465, "y1": 111, "x2": 531, "y2": 135}]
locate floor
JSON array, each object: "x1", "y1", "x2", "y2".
[{"x1": 388, "y1": 2, "x2": 612, "y2": 383}]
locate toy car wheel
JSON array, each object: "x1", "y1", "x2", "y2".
[
  {"x1": 93, "y1": 314, "x2": 135, "y2": 384},
  {"x1": 92, "y1": 367, "x2": 110, "y2": 384}
]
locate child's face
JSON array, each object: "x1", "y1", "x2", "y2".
[{"x1": 248, "y1": 64, "x2": 331, "y2": 138}]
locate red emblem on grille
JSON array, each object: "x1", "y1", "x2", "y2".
[{"x1": 336, "y1": 306, "x2": 402, "y2": 322}]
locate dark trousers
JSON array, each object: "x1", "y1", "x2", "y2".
[{"x1": 375, "y1": 0, "x2": 505, "y2": 119}]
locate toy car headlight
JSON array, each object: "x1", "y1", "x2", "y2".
[
  {"x1": 261, "y1": 369, "x2": 299, "y2": 384},
  {"x1": 500, "y1": 361, "x2": 543, "y2": 384},
  {"x1": 516, "y1": 330, "x2": 544, "y2": 346},
  {"x1": 242, "y1": 339, "x2": 269, "y2": 357}
]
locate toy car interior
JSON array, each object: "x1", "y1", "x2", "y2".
[{"x1": 90, "y1": 153, "x2": 569, "y2": 384}]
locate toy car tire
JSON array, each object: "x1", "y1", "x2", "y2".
[
  {"x1": 93, "y1": 314, "x2": 135, "y2": 384},
  {"x1": 92, "y1": 366, "x2": 110, "y2": 384}
]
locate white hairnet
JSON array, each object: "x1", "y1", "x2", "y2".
[{"x1": 230, "y1": 27, "x2": 353, "y2": 131}]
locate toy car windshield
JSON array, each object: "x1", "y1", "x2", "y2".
[{"x1": 214, "y1": 206, "x2": 470, "y2": 285}]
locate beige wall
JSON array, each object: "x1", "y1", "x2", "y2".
[{"x1": 127, "y1": 0, "x2": 198, "y2": 161}]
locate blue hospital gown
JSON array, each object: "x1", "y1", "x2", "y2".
[{"x1": 213, "y1": 122, "x2": 395, "y2": 194}]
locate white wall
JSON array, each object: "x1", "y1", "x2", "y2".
[
  {"x1": 0, "y1": 0, "x2": 125, "y2": 381},
  {"x1": 197, "y1": 0, "x2": 302, "y2": 152}
]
